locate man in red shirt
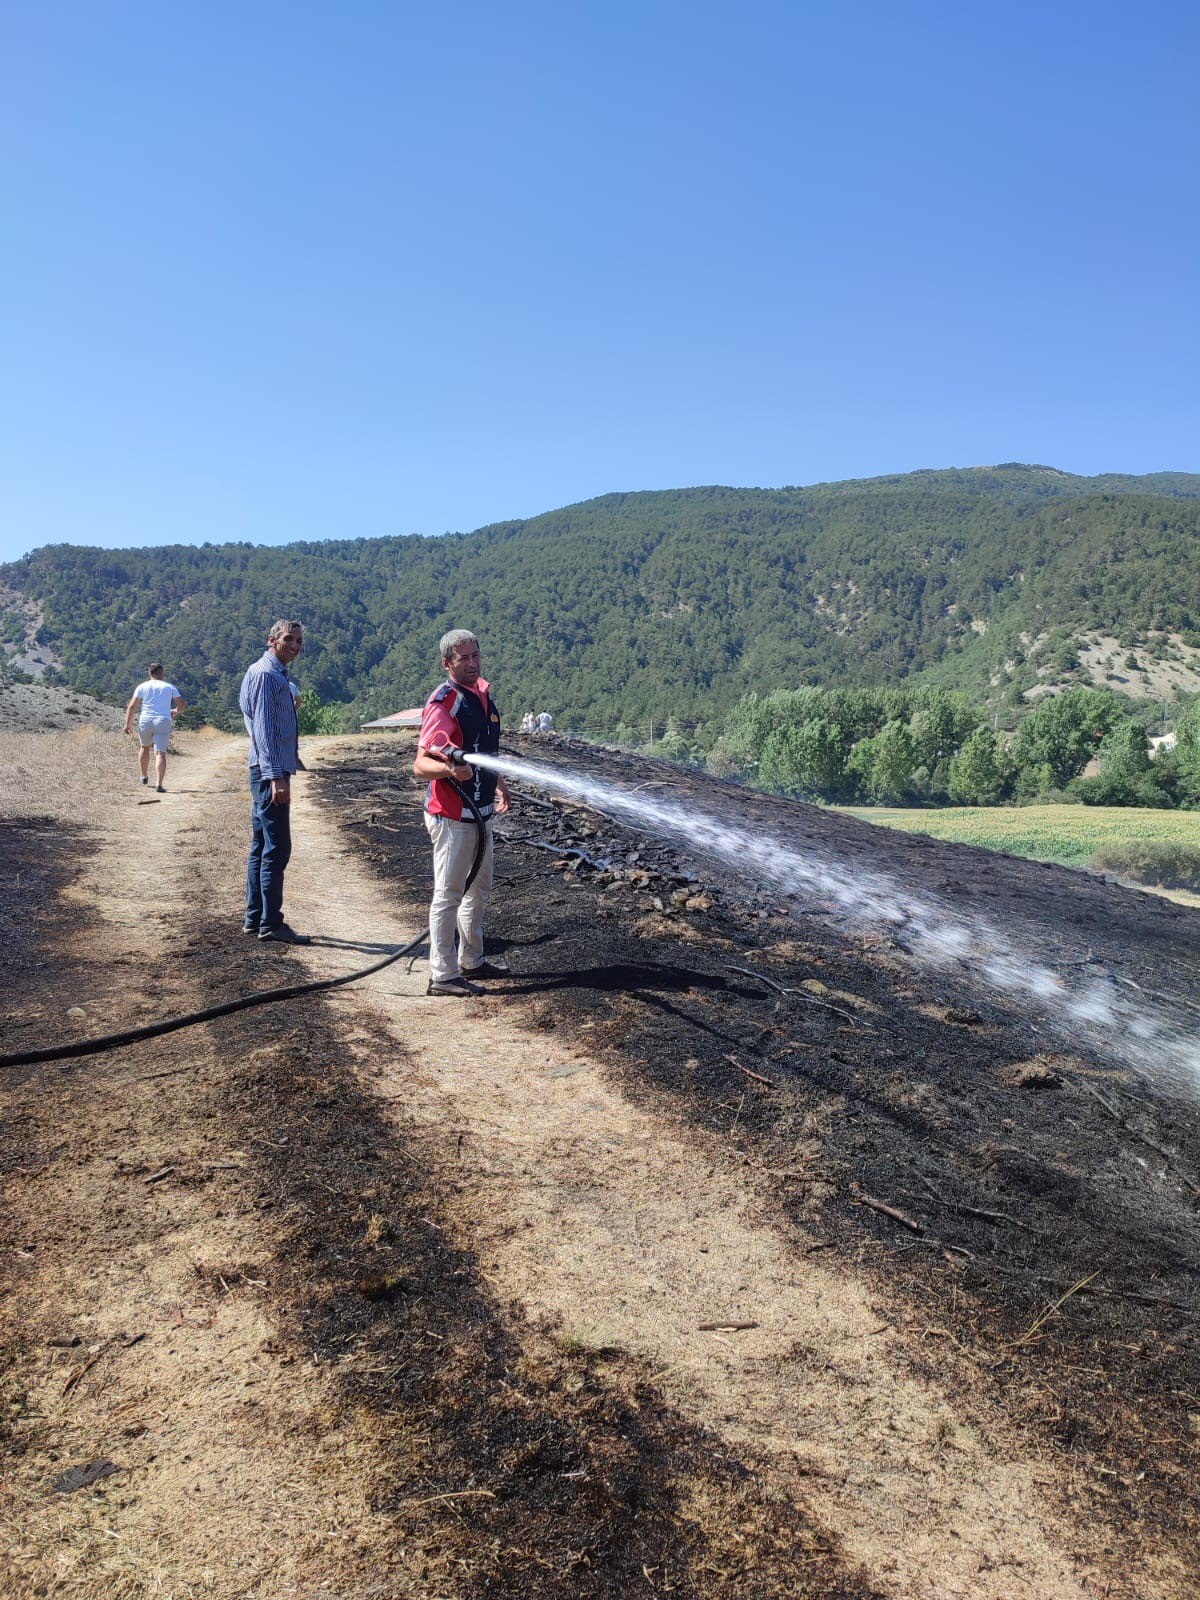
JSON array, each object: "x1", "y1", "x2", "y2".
[{"x1": 413, "y1": 629, "x2": 512, "y2": 997}]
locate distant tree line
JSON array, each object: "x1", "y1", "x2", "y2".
[
  {"x1": 4, "y1": 466, "x2": 1200, "y2": 803},
  {"x1": 698, "y1": 683, "x2": 1200, "y2": 811}
]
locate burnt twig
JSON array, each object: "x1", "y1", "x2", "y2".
[
  {"x1": 917, "y1": 1173, "x2": 1039, "y2": 1233},
  {"x1": 504, "y1": 788, "x2": 560, "y2": 812},
  {"x1": 722, "y1": 963, "x2": 793, "y2": 998},
  {"x1": 405, "y1": 1489, "x2": 497, "y2": 1509},
  {"x1": 725, "y1": 1054, "x2": 776, "y2": 1089},
  {"x1": 721, "y1": 963, "x2": 867, "y2": 1028},
  {"x1": 62, "y1": 1346, "x2": 108, "y2": 1397},
  {"x1": 850, "y1": 1185, "x2": 923, "y2": 1233},
  {"x1": 1070, "y1": 1075, "x2": 1200, "y2": 1196}
]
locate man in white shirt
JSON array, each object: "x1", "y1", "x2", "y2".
[{"x1": 124, "y1": 663, "x2": 185, "y2": 792}]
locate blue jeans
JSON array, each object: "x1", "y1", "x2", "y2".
[{"x1": 245, "y1": 765, "x2": 292, "y2": 930}]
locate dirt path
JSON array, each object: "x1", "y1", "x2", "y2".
[
  {"x1": 284, "y1": 739, "x2": 1170, "y2": 1600},
  {"x1": 1, "y1": 729, "x2": 1190, "y2": 1599},
  {"x1": 3, "y1": 733, "x2": 405, "y2": 1598}
]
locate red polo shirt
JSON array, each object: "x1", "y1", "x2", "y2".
[{"x1": 418, "y1": 675, "x2": 495, "y2": 819}]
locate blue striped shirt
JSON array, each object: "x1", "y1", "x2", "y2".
[{"x1": 239, "y1": 651, "x2": 299, "y2": 779}]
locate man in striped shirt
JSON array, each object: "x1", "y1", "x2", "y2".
[{"x1": 239, "y1": 620, "x2": 310, "y2": 945}]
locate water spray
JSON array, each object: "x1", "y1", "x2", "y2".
[
  {"x1": 6, "y1": 744, "x2": 1195, "y2": 1090},
  {"x1": 467, "y1": 749, "x2": 1200, "y2": 1094}
]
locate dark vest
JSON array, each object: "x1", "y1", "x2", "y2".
[{"x1": 430, "y1": 681, "x2": 501, "y2": 813}]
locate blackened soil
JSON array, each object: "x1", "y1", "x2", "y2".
[
  {"x1": 214, "y1": 1002, "x2": 881, "y2": 1598},
  {"x1": 0, "y1": 810, "x2": 881, "y2": 1598},
  {"x1": 313, "y1": 735, "x2": 1200, "y2": 1564},
  {"x1": 0, "y1": 817, "x2": 107, "y2": 1077}
]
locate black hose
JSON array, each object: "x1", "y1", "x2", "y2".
[
  {"x1": 0, "y1": 778, "x2": 491, "y2": 1070},
  {"x1": 451, "y1": 774, "x2": 489, "y2": 893},
  {"x1": 0, "y1": 934, "x2": 428, "y2": 1068}
]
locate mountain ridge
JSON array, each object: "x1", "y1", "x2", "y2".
[{"x1": 4, "y1": 463, "x2": 1200, "y2": 737}]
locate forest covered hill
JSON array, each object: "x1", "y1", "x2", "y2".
[{"x1": 4, "y1": 463, "x2": 1200, "y2": 741}]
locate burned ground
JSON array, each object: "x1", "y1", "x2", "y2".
[
  {"x1": 314, "y1": 735, "x2": 1200, "y2": 1575},
  {"x1": 2, "y1": 725, "x2": 1199, "y2": 1599},
  {"x1": 1, "y1": 739, "x2": 878, "y2": 1600}
]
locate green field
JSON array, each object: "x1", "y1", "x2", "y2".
[{"x1": 840, "y1": 804, "x2": 1200, "y2": 870}]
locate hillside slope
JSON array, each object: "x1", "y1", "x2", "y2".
[{"x1": 5, "y1": 464, "x2": 1200, "y2": 736}]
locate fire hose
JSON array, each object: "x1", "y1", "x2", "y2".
[{"x1": 0, "y1": 757, "x2": 488, "y2": 1070}]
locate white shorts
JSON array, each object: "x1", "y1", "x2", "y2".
[{"x1": 138, "y1": 716, "x2": 172, "y2": 753}]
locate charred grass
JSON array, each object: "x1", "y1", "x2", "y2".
[
  {"x1": 210, "y1": 1006, "x2": 880, "y2": 1598},
  {"x1": 0, "y1": 809, "x2": 879, "y2": 1598},
  {"x1": 313, "y1": 734, "x2": 1200, "y2": 1576}
]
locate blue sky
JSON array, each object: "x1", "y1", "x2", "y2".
[{"x1": 2, "y1": 0, "x2": 1197, "y2": 562}]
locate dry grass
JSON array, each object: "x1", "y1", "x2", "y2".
[
  {"x1": 0, "y1": 680, "x2": 121, "y2": 732},
  {"x1": 0, "y1": 726, "x2": 133, "y2": 823}
]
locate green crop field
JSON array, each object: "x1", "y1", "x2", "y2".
[{"x1": 840, "y1": 804, "x2": 1200, "y2": 870}]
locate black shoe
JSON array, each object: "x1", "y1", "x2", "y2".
[
  {"x1": 258, "y1": 923, "x2": 311, "y2": 945},
  {"x1": 460, "y1": 960, "x2": 510, "y2": 979},
  {"x1": 139, "y1": 776, "x2": 148, "y2": 785},
  {"x1": 426, "y1": 975, "x2": 482, "y2": 997},
  {"x1": 155, "y1": 784, "x2": 165, "y2": 793},
  {"x1": 242, "y1": 921, "x2": 260, "y2": 935}
]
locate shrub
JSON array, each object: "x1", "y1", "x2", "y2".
[
  {"x1": 1070, "y1": 772, "x2": 1171, "y2": 808},
  {"x1": 296, "y1": 689, "x2": 342, "y2": 735},
  {"x1": 1088, "y1": 841, "x2": 1200, "y2": 890}
]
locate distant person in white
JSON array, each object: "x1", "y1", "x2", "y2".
[
  {"x1": 123, "y1": 663, "x2": 184, "y2": 792},
  {"x1": 537, "y1": 710, "x2": 553, "y2": 734},
  {"x1": 519, "y1": 710, "x2": 536, "y2": 734}
]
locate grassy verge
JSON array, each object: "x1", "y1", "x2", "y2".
[{"x1": 840, "y1": 804, "x2": 1200, "y2": 871}]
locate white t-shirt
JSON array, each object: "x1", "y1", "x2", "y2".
[{"x1": 134, "y1": 679, "x2": 180, "y2": 719}]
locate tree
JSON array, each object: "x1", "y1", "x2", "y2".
[
  {"x1": 1071, "y1": 720, "x2": 1172, "y2": 806},
  {"x1": 849, "y1": 720, "x2": 917, "y2": 803},
  {"x1": 1171, "y1": 700, "x2": 1200, "y2": 804},
  {"x1": 907, "y1": 689, "x2": 974, "y2": 771},
  {"x1": 758, "y1": 728, "x2": 805, "y2": 795},
  {"x1": 791, "y1": 718, "x2": 847, "y2": 797},
  {"x1": 1098, "y1": 718, "x2": 1152, "y2": 780},
  {"x1": 758, "y1": 718, "x2": 846, "y2": 798},
  {"x1": 296, "y1": 689, "x2": 341, "y2": 735},
  {"x1": 948, "y1": 727, "x2": 1007, "y2": 804},
  {"x1": 1009, "y1": 688, "x2": 1122, "y2": 790}
]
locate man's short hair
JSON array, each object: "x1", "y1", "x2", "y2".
[
  {"x1": 148, "y1": 662, "x2": 164, "y2": 675},
  {"x1": 440, "y1": 628, "x2": 478, "y2": 663},
  {"x1": 268, "y1": 619, "x2": 304, "y2": 642}
]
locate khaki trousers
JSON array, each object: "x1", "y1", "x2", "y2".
[{"x1": 424, "y1": 812, "x2": 494, "y2": 982}]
